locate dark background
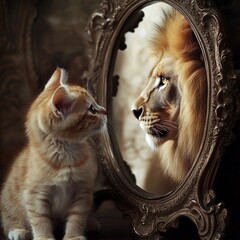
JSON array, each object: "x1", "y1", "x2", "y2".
[{"x1": 0, "y1": 0, "x2": 240, "y2": 239}]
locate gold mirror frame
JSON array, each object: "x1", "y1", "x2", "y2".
[{"x1": 86, "y1": 0, "x2": 239, "y2": 239}]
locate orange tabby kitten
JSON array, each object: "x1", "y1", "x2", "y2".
[{"x1": 0, "y1": 68, "x2": 107, "y2": 240}]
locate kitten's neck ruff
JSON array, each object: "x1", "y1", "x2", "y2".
[{"x1": 30, "y1": 128, "x2": 92, "y2": 170}]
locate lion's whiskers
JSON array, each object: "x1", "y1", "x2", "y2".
[{"x1": 160, "y1": 119, "x2": 178, "y2": 129}]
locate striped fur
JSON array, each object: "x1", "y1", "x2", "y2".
[{"x1": 1, "y1": 68, "x2": 107, "y2": 240}]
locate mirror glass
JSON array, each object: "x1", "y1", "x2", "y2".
[{"x1": 111, "y1": 2, "x2": 207, "y2": 195}]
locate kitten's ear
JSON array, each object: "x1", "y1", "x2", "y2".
[
  {"x1": 51, "y1": 86, "x2": 75, "y2": 118},
  {"x1": 45, "y1": 67, "x2": 68, "y2": 89}
]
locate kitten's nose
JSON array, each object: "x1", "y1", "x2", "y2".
[
  {"x1": 99, "y1": 106, "x2": 107, "y2": 114},
  {"x1": 132, "y1": 107, "x2": 143, "y2": 120}
]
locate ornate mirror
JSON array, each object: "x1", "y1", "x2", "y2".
[
  {"x1": 86, "y1": 0, "x2": 239, "y2": 239},
  {"x1": 111, "y1": 2, "x2": 207, "y2": 196}
]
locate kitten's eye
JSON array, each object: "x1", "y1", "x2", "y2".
[
  {"x1": 88, "y1": 105, "x2": 97, "y2": 114},
  {"x1": 157, "y1": 75, "x2": 168, "y2": 89}
]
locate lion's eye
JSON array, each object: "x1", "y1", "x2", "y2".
[
  {"x1": 157, "y1": 75, "x2": 168, "y2": 89},
  {"x1": 88, "y1": 105, "x2": 97, "y2": 114}
]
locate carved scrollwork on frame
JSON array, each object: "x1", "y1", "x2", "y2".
[
  {"x1": 86, "y1": 0, "x2": 238, "y2": 239},
  {"x1": 86, "y1": 0, "x2": 120, "y2": 96}
]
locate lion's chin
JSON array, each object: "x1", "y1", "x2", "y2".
[{"x1": 145, "y1": 132, "x2": 168, "y2": 149}]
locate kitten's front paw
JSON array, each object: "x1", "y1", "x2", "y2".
[
  {"x1": 8, "y1": 228, "x2": 30, "y2": 240},
  {"x1": 64, "y1": 237, "x2": 87, "y2": 240}
]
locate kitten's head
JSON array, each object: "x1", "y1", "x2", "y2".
[{"x1": 27, "y1": 68, "x2": 107, "y2": 142}]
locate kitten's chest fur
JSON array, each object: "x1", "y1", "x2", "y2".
[
  {"x1": 50, "y1": 181, "x2": 80, "y2": 218},
  {"x1": 28, "y1": 137, "x2": 97, "y2": 182},
  {"x1": 54, "y1": 166, "x2": 80, "y2": 182},
  {"x1": 24, "y1": 139, "x2": 97, "y2": 218}
]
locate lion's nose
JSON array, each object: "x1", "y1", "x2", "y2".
[{"x1": 132, "y1": 107, "x2": 143, "y2": 120}]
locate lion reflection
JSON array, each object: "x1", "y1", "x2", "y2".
[{"x1": 113, "y1": 4, "x2": 206, "y2": 195}]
